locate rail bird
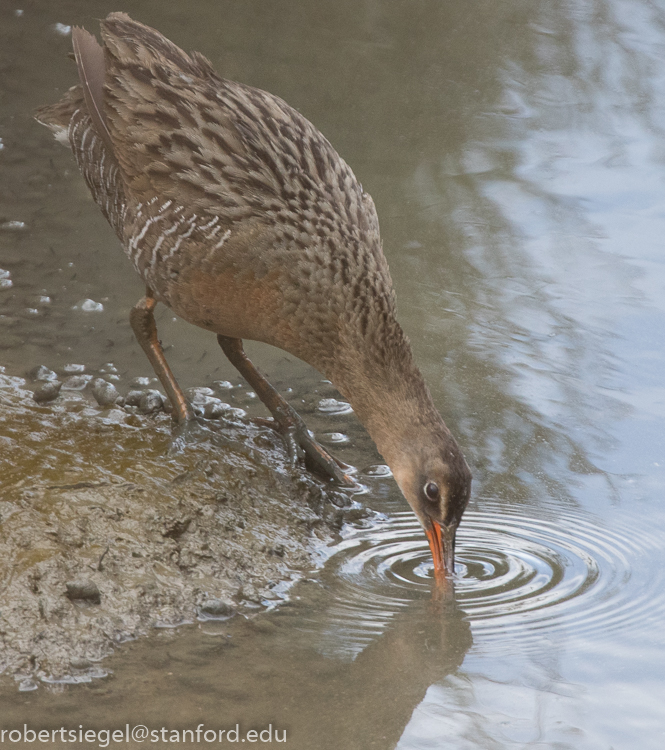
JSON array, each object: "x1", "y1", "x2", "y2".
[{"x1": 36, "y1": 13, "x2": 471, "y2": 580}]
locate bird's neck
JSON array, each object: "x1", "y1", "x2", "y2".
[{"x1": 328, "y1": 324, "x2": 445, "y2": 469}]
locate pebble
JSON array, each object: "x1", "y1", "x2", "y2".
[
  {"x1": 363, "y1": 464, "x2": 392, "y2": 478},
  {"x1": 33, "y1": 381, "x2": 62, "y2": 403},
  {"x1": 0, "y1": 221, "x2": 26, "y2": 232},
  {"x1": 72, "y1": 299, "x2": 103, "y2": 312},
  {"x1": 65, "y1": 580, "x2": 101, "y2": 604},
  {"x1": 317, "y1": 398, "x2": 353, "y2": 415},
  {"x1": 321, "y1": 432, "x2": 349, "y2": 444},
  {"x1": 28, "y1": 364, "x2": 58, "y2": 382},
  {"x1": 203, "y1": 400, "x2": 231, "y2": 420},
  {"x1": 124, "y1": 390, "x2": 143, "y2": 407},
  {"x1": 129, "y1": 376, "x2": 151, "y2": 388},
  {"x1": 213, "y1": 380, "x2": 234, "y2": 390},
  {"x1": 198, "y1": 599, "x2": 236, "y2": 620},
  {"x1": 186, "y1": 386, "x2": 215, "y2": 404},
  {"x1": 238, "y1": 584, "x2": 262, "y2": 604},
  {"x1": 0, "y1": 269, "x2": 12, "y2": 290},
  {"x1": 17, "y1": 679, "x2": 38, "y2": 693},
  {"x1": 91, "y1": 378, "x2": 121, "y2": 407},
  {"x1": 70, "y1": 658, "x2": 93, "y2": 670},
  {"x1": 61, "y1": 374, "x2": 93, "y2": 390},
  {"x1": 63, "y1": 363, "x2": 85, "y2": 374},
  {"x1": 138, "y1": 389, "x2": 164, "y2": 414}
]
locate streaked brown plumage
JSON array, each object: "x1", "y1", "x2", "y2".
[{"x1": 36, "y1": 13, "x2": 471, "y2": 581}]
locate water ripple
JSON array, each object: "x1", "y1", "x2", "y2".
[{"x1": 325, "y1": 503, "x2": 664, "y2": 649}]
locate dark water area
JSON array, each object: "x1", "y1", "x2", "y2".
[{"x1": 1, "y1": 0, "x2": 665, "y2": 748}]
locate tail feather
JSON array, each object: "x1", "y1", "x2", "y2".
[{"x1": 72, "y1": 26, "x2": 114, "y2": 153}]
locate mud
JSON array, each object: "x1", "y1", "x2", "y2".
[{"x1": 0, "y1": 369, "x2": 364, "y2": 689}]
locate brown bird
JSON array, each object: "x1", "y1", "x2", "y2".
[{"x1": 35, "y1": 13, "x2": 471, "y2": 581}]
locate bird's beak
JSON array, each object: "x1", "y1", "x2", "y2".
[{"x1": 425, "y1": 520, "x2": 456, "y2": 583}]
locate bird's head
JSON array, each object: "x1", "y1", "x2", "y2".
[{"x1": 391, "y1": 431, "x2": 471, "y2": 583}]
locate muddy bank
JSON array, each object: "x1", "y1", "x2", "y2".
[{"x1": 0, "y1": 369, "x2": 365, "y2": 688}]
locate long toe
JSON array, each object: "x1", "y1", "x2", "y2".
[{"x1": 290, "y1": 423, "x2": 355, "y2": 487}]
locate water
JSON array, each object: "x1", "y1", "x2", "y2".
[{"x1": 2, "y1": 0, "x2": 665, "y2": 747}]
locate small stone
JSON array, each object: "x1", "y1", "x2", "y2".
[
  {"x1": 62, "y1": 374, "x2": 92, "y2": 391},
  {"x1": 138, "y1": 389, "x2": 164, "y2": 414},
  {"x1": 186, "y1": 386, "x2": 215, "y2": 404},
  {"x1": 203, "y1": 399, "x2": 230, "y2": 420},
  {"x1": 72, "y1": 298, "x2": 104, "y2": 312},
  {"x1": 363, "y1": 464, "x2": 392, "y2": 478},
  {"x1": 63, "y1": 363, "x2": 85, "y2": 374},
  {"x1": 70, "y1": 658, "x2": 93, "y2": 670},
  {"x1": 28, "y1": 365, "x2": 57, "y2": 382},
  {"x1": 65, "y1": 580, "x2": 101, "y2": 604},
  {"x1": 129, "y1": 376, "x2": 151, "y2": 388},
  {"x1": 91, "y1": 378, "x2": 121, "y2": 407},
  {"x1": 0, "y1": 269, "x2": 12, "y2": 290},
  {"x1": 213, "y1": 380, "x2": 234, "y2": 390},
  {"x1": 318, "y1": 398, "x2": 353, "y2": 415},
  {"x1": 321, "y1": 432, "x2": 349, "y2": 445},
  {"x1": 0, "y1": 221, "x2": 26, "y2": 232},
  {"x1": 198, "y1": 599, "x2": 236, "y2": 620},
  {"x1": 124, "y1": 390, "x2": 143, "y2": 407},
  {"x1": 33, "y1": 381, "x2": 62, "y2": 403}
]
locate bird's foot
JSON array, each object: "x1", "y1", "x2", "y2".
[
  {"x1": 254, "y1": 411, "x2": 355, "y2": 487},
  {"x1": 168, "y1": 416, "x2": 209, "y2": 455}
]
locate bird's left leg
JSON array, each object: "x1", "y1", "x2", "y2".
[
  {"x1": 129, "y1": 287, "x2": 194, "y2": 424},
  {"x1": 217, "y1": 335, "x2": 354, "y2": 487}
]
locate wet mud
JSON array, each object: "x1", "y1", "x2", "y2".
[{"x1": 0, "y1": 368, "x2": 364, "y2": 688}]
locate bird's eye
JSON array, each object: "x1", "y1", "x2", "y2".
[{"x1": 424, "y1": 481, "x2": 440, "y2": 501}]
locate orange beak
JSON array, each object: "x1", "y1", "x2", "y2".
[{"x1": 425, "y1": 520, "x2": 456, "y2": 584}]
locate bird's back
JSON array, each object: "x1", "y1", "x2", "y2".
[{"x1": 36, "y1": 14, "x2": 402, "y2": 383}]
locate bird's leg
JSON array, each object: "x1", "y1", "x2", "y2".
[
  {"x1": 217, "y1": 335, "x2": 354, "y2": 487},
  {"x1": 129, "y1": 287, "x2": 194, "y2": 425}
]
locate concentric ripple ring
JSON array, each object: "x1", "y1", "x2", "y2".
[{"x1": 325, "y1": 502, "x2": 665, "y2": 649}]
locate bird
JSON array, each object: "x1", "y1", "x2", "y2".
[{"x1": 35, "y1": 13, "x2": 472, "y2": 582}]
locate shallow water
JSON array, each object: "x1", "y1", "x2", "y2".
[{"x1": 2, "y1": 0, "x2": 665, "y2": 747}]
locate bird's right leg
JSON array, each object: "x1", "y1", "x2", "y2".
[
  {"x1": 217, "y1": 335, "x2": 354, "y2": 487},
  {"x1": 129, "y1": 287, "x2": 194, "y2": 425}
]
